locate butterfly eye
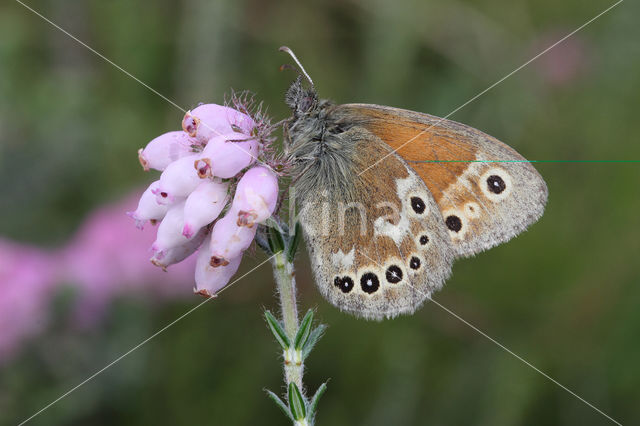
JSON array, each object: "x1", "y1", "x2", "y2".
[
  {"x1": 360, "y1": 272, "x2": 380, "y2": 294},
  {"x1": 410, "y1": 197, "x2": 426, "y2": 214},
  {"x1": 299, "y1": 96, "x2": 313, "y2": 112},
  {"x1": 409, "y1": 256, "x2": 421, "y2": 270},
  {"x1": 487, "y1": 175, "x2": 506, "y2": 194},
  {"x1": 419, "y1": 235, "x2": 429, "y2": 245},
  {"x1": 445, "y1": 215, "x2": 463, "y2": 233},
  {"x1": 385, "y1": 265, "x2": 403, "y2": 284},
  {"x1": 334, "y1": 276, "x2": 354, "y2": 293}
]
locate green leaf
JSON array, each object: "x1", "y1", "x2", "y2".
[
  {"x1": 294, "y1": 309, "x2": 314, "y2": 350},
  {"x1": 287, "y1": 221, "x2": 303, "y2": 262},
  {"x1": 302, "y1": 324, "x2": 327, "y2": 360},
  {"x1": 307, "y1": 382, "x2": 328, "y2": 421},
  {"x1": 265, "y1": 389, "x2": 294, "y2": 421},
  {"x1": 267, "y1": 224, "x2": 285, "y2": 254},
  {"x1": 288, "y1": 382, "x2": 307, "y2": 420},
  {"x1": 264, "y1": 311, "x2": 290, "y2": 350}
]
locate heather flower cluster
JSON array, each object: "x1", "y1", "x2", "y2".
[{"x1": 129, "y1": 98, "x2": 279, "y2": 297}]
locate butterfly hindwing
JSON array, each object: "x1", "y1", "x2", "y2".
[
  {"x1": 295, "y1": 127, "x2": 454, "y2": 320},
  {"x1": 336, "y1": 104, "x2": 548, "y2": 258}
]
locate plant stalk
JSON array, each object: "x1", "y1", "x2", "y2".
[{"x1": 272, "y1": 250, "x2": 303, "y2": 390}]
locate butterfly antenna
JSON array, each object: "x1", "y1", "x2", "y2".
[{"x1": 279, "y1": 46, "x2": 314, "y2": 86}]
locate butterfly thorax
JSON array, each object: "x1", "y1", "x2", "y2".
[{"x1": 284, "y1": 78, "x2": 359, "y2": 204}]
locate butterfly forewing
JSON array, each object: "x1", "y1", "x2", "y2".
[{"x1": 336, "y1": 104, "x2": 548, "y2": 258}]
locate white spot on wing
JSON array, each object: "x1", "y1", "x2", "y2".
[
  {"x1": 395, "y1": 176, "x2": 413, "y2": 198},
  {"x1": 331, "y1": 248, "x2": 355, "y2": 270},
  {"x1": 464, "y1": 202, "x2": 481, "y2": 219},
  {"x1": 373, "y1": 214, "x2": 410, "y2": 245},
  {"x1": 372, "y1": 175, "x2": 417, "y2": 245}
]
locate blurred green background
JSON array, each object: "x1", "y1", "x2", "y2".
[{"x1": 1, "y1": 0, "x2": 639, "y2": 425}]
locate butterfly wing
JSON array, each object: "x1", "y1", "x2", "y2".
[
  {"x1": 294, "y1": 126, "x2": 454, "y2": 320},
  {"x1": 334, "y1": 104, "x2": 548, "y2": 258}
]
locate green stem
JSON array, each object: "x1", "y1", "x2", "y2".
[{"x1": 272, "y1": 251, "x2": 303, "y2": 391}]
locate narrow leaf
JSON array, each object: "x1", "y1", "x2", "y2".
[
  {"x1": 267, "y1": 224, "x2": 286, "y2": 254},
  {"x1": 265, "y1": 389, "x2": 294, "y2": 421},
  {"x1": 288, "y1": 382, "x2": 307, "y2": 420},
  {"x1": 294, "y1": 309, "x2": 314, "y2": 350},
  {"x1": 307, "y1": 382, "x2": 328, "y2": 420},
  {"x1": 302, "y1": 324, "x2": 327, "y2": 360},
  {"x1": 264, "y1": 311, "x2": 290, "y2": 349},
  {"x1": 287, "y1": 221, "x2": 303, "y2": 262}
]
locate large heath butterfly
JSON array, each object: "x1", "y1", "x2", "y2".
[{"x1": 281, "y1": 47, "x2": 548, "y2": 319}]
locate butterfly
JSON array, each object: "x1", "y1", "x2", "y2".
[{"x1": 281, "y1": 48, "x2": 548, "y2": 320}]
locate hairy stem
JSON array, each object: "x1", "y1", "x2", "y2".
[{"x1": 272, "y1": 251, "x2": 303, "y2": 390}]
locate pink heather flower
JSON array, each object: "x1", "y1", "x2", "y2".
[
  {"x1": 151, "y1": 226, "x2": 208, "y2": 270},
  {"x1": 182, "y1": 103, "x2": 256, "y2": 144},
  {"x1": 199, "y1": 133, "x2": 259, "y2": 179},
  {"x1": 194, "y1": 234, "x2": 243, "y2": 297},
  {"x1": 138, "y1": 131, "x2": 197, "y2": 171},
  {"x1": 209, "y1": 211, "x2": 258, "y2": 266},
  {"x1": 152, "y1": 200, "x2": 192, "y2": 254},
  {"x1": 155, "y1": 154, "x2": 203, "y2": 203},
  {"x1": 182, "y1": 180, "x2": 229, "y2": 239},
  {"x1": 231, "y1": 166, "x2": 279, "y2": 226},
  {"x1": 130, "y1": 100, "x2": 279, "y2": 298},
  {"x1": 127, "y1": 180, "x2": 169, "y2": 228}
]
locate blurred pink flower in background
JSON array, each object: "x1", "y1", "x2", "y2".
[
  {"x1": 533, "y1": 30, "x2": 589, "y2": 87},
  {"x1": 0, "y1": 190, "x2": 194, "y2": 365},
  {"x1": 0, "y1": 241, "x2": 58, "y2": 363}
]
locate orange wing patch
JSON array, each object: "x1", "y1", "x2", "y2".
[{"x1": 345, "y1": 106, "x2": 478, "y2": 203}]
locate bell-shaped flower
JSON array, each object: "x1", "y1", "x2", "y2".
[
  {"x1": 127, "y1": 180, "x2": 168, "y2": 228},
  {"x1": 151, "y1": 227, "x2": 208, "y2": 270},
  {"x1": 182, "y1": 180, "x2": 229, "y2": 238},
  {"x1": 154, "y1": 155, "x2": 202, "y2": 204},
  {"x1": 230, "y1": 166, "x2": 279, "y2": 227},
  {"x1": 138, "y1": 131, "x2": 196, "y2": 171},
  {"x1": 182, "y1": 104, "x2": 255, "y2": 144},
  {"x1": 199, "y1": 134, "x2": 259, "y2": 179},
  {"x1": 130, "y1": 99, "x2": 278, "y2": 299},
  {"x1": 194, "y1": 235, "x2": 243, "y2": 297},
  {"x1": 209, "y1": 210, "x2": 257, "y2": 266},
  {"x1": 151, "y1": 201, "x2": 192, "y2": 254}
]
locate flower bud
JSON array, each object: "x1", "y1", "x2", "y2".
[
  {"x1": 209, "y1": 210, "x2": 257, "y2": 265},
  {"x1": 152, "y1": 201, "x2": 191, "y2": 253},
  {"x1": 127, "y1": 181, "x2": 168, "y2": 228},
  {"x1": 151, "y1": 226, "x2": 207, "y2": 270},
  {"x1": 182, "y1": 104, "x2": 255, "y2": 144},
  {"x1": 155, "y1": 155, "x2": 202, "y2": 203},
  {"x1": 199, "y1": 134, "x2": 259, "y2": 179},
  {"x1": 231, "y1": 166, "x2": 279, "y2": 226},
  {"x1": 182, "y1": 180, "x2": 229, "y2": 238},
  {"x1": 138, "y1": 131, "x2": 196, "y2": 171},
  {"x1": 194, "y1": 235, "x2": 242, "y2": 297}
]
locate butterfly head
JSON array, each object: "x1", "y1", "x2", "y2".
[{"x1": 285, "y1": 75, "x2": 319, "y2": 118}]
